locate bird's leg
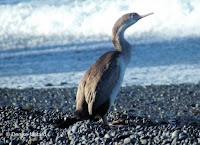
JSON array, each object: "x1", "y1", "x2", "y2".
[
  {"x1": 109, "y1": 119, "x2": 126, "y2": 126},
  {"x1": 102, "y1": 115, "x2": 126, "y2": 127},
  {"x1": 102, "y1": 115, "x2": 109, "y2": 125}
]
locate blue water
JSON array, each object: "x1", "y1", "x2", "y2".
[{"x1": 0, "y1": 0, "x2": 200, "y2": 88}]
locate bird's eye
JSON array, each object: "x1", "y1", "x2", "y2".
[{"x1": 131, "y1": 14, "x2": 135, "y2": 18}]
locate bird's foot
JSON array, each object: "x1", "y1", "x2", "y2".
[{"x1": 109, "y1": 119, "x2": 127, "y2": 127}]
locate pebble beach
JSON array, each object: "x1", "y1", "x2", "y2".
[
  {"x1": 1, "y1": 0, "x2": 200, "y2": 144},
  {"x1": 1, "y1": 83, "x2": 200, "y2": 144}
]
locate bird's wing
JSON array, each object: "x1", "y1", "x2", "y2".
[{"x1": 83, "y1": 51, "x2": 121, "y2": 115}]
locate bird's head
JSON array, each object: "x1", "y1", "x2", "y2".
[
  {"x1": 127, "y1": 12, "x2": 153, "y2": 24},
  {"x1": 113, "y1": 12, "x2": 153, "y2": 34}
]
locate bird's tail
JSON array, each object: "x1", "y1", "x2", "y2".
[
  {"x1": 57, "y1": 110, "x2": 96, "y2": 128},
  {"x1": 57, "y1": 110, "x2": 83, "y2": 128},
  {"x1": 57, "y1": 117, "x2": 80, "y2": 128}
]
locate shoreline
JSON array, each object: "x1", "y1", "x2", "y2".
[{"x1": 1, "y1": 83, "x2": 200, "y2": 124}]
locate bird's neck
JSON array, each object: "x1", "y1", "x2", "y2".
[{"x1": 111, "y1": 28, "x2": 131, "y2": 65}]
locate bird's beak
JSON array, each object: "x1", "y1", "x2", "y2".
[{"x1": 139, "y1": 12, "x2": 154, "y2": 19}]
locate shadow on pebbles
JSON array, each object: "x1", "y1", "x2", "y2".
[{"x1": 0, "y1": 83, "x2": 200, "y2": 144}]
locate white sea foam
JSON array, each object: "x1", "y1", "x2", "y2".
[
  {"x1": 0, "y1": 64, "x2": 199, "y2": 89},
  {"x1": 0, "y1": 0, "x2": 200, "y2": 50}
]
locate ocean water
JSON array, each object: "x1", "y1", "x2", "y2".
[{"x1": 0, "y1": 0, "x2": 200, "y2": 88}]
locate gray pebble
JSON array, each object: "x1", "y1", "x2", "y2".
[
  {"x1": 140, "y1": 139, "x2": 148, "y2": 144},
  {"x1": 124, "y1": 137, "x2": 131, "y2": 144},
  {"x1": 172, "y1": 130, "x2": 181, "y2": 139},
  {"x1": 197, "y1": 138, "x2": 200, "y2": 144},
  {"x1": 179, "y1": 132, "x2": 188, "y2": 140},
  {"x1": 171, "y1": 137, "x2": 179, "y2": 145},
  {"x1": 95, "y1": 137, "x2": 100, "y2": 142},
  {"x1": 138, "y1": 131, "x2": 144, "y2": 136},
  {"x1": 104, "y1": 133, "x2": 111, "y2": 139},
  {"x1": 71, "y1": 125, "x2": 78, "y2": 133},
  {"x1": 14, "y1": 122, "x2": 21, "y2": 129}
]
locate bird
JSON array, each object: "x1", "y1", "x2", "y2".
[{"x1": 58, "y1": 12, "x2": 153, "y2": 128}]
